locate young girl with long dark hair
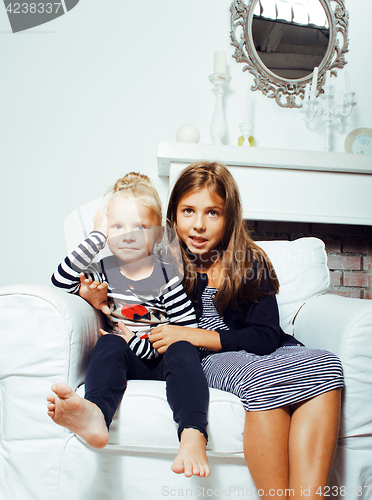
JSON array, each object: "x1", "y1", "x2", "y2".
[{"x1": 149, "y1": 161, "x2": 344, "y2": 499}]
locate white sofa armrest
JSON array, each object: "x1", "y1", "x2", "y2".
[
  {"x1": 0, "y1": 285, "x2": 105, "y2": 500},
  {"x1": 0, "y1": 284, "x2": 104, "y2": 390},
  {"x1": 293, "y1": 293, "x2": 372, "y2": 441},
  {"x1": 0, "y1": 284, "x2": 104, "y2": 443}
]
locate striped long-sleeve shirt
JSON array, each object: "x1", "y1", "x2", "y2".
[{"x1": 52, "y1": 231, "x2": 197, "y2": 360}]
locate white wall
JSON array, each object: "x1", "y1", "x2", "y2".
[{"x1": 1, "y1": 0, "x2": 371, "y2": 287}]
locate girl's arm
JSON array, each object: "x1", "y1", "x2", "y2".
[
  {"x1": 52, "y1": 206, "x2": 109, "y2": 293},
  {"x1": 149, "y1": 274, "x2": 201, "y2": 354},
  {"x1": 127, "y1": 334, "x2": 160, "y2": 359},
  {"x1": 79, "y1": 274, "x2": 110, "y2": 315},
  {"x1": 123, "y1": 272, "x2": 198, "y2": 359},
  {"x1": 100, "y1": 322, "x2": 161, "y2": 360},
  {"x1": 162, "y1": 275, "x2": 198, "y2": 328},
  {"x1": 216, "y1": 293, "x2": 282, "y2": 355},
  {"x1": 150, "y1": 325, "x2": 221, "y2": 354},
  {"x1": 151, "y1": 293, "x2": 283, "y2": 356},
  {"x1": 51, "y1": 231, "x2": 107, "y2": 293}
]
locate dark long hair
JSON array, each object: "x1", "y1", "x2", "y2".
[{"x1": 166, "y1": 161, "x2": 279, "y2": 311}]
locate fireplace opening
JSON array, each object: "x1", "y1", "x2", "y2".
[{"x1": 246, "y1": 221, "x2": 372, "y2": 300}]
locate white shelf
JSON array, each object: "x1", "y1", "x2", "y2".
[
  {"x1": 157, "y1": 142, "x2": 372, "y2": 226},
  {"x1": 157, "y1": 141, "x2": 372, "y2": 177}
]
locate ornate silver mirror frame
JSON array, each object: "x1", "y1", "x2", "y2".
[{"x1": 230, "y1": 0, "x2": 349, "y2": 108}]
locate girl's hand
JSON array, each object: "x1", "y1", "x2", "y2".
[
  {"x1": 149, "y1": 324, "x2": 192, "y2": 354},
  {"x1": 116, "y1": 321, "x2": 135, "y2": 342},
  {"x1": 93, "y1": 206, "x2": 109, "y2": 236},
  {"x1": 99, "y1": 322, "x2": 135, "y2": 343},
  {"x1": 79, "y1": 273, "x2": 110, "y2": 315},
  {"x1": 151, "y1": 325, "x2": 222, "y2": 354}
]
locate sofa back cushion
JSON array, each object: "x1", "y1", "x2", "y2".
[
  {"x1": 65, "y1": 201, "x2": 329, "y2": 335},
  {"x1": 259, "y1": 238, "x2": 329, "y2": 333}
]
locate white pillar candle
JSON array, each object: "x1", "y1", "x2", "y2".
[
  {"x1": 214, "y1": 50, "x2": 226, "y2": 74},
  {"x1": 311, "y1": 66, "x2": 318, "y2": 91},
  {"x1": 304, "y1": 83, "x2": 310, "y2": 101},
  {"x1": 344, "y1": 71, "x2": 351, "y2": 93},
  {"x1": 245, "y1": 86, "x2": 251, "y2": 123}
]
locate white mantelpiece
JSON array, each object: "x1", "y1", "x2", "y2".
[{"x1": 157, "y1": 142, "x2": 372, "y2": 226}]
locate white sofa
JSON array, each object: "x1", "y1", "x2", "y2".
[{"x1": 1, "y1": 235, "x2": 372, "y2": 500}]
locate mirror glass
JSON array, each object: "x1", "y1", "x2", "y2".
[{"x1": 252, "y1": 0, "x2": 329, "y2": 80}]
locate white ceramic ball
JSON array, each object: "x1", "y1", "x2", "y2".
[{"x1": 176, "y1": 124, "x2": 200, "y2": 143}]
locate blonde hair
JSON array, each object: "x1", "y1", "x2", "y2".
[
  {"x1": 107, "y1": 172, "x2": 162, "y2": 226},
  {"x1": 166, "y1": 161, "x2": 279, "y2": 311}
]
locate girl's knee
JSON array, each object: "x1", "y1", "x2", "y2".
[
  {"x1": 167, "y1": 340, "x2": 196, "y2": 353},
  {"x1": 165, "y1": 340, "x2": 199, "y2": 363},
  {"x1": 95, "y1": 333, "x2": 130, "y2": 353}
]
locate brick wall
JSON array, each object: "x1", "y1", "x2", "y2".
[{"x1": 247, "y1": 221, "x2": 372, "y2": 300}]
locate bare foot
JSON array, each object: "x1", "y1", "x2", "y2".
[
  {"x1": 47, "y1": 382, "x2": 109, "y2": 449},
  {"x1": 171, "y1": 428, "x2": 210, "y2": 478}
]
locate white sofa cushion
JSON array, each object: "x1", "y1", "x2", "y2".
[
  {"x1": 259, "y1": 238, "x2": 329, "y2": 334},
  {"x1": 77, "y1": 380, "x2": 245, "y2": 457}
]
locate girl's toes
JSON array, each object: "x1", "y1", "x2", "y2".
[
  {"x1": 47, "y1": 394, "x2": 56, "y2": 404},
  {"x1": 184, "y1": 462, "x2": 193, "y2": 477},
  {"x1": 198, "y1": 464, "x2": 205, "y2": 477},
  {"x1": 191, "y1": 463, "x2": 200, "y2": 477}
]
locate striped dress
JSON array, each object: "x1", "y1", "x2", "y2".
[
  {"x1": 52, "y1": 231, "x2": 197, "y2": 360},
  {"x1": 199, "y1": 287, "x2": 344, "y2": 411}
]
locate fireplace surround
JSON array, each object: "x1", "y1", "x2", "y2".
[{"x1": 157, "y1": 141, "x2": 372, "y2": 299}]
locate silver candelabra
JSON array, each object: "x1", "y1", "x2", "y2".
[{"x1": 300, "y1": 71, "x2": 357, "y2": 152}]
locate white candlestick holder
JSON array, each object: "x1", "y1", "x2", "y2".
[
  {"x1": 239, "y1": 123, "x2": 254, "y2": 146},
  {"x1": 300, "y1": 84, "x2": 357, "y2": 152},
  {"x1": 209, "y1": 73, "x2": 231, "y2": 144}
]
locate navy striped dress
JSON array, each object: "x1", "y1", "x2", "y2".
[{"x1": 199, "y1": 287, "x2": 344, "y2": 411}]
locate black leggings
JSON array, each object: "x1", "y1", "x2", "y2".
[{"x1": 84, "y1": 334, "x2": 209, "y2": 440}]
